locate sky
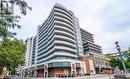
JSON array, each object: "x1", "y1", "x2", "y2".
[{"x1": 11, "y1": 0, "x2": 130, "y2": 54}]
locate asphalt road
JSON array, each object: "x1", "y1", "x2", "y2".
[
  {"x1": 82, "y1": 74, "x2": 114, "y2": 79},
  {"x1": 14, "y1": 74, "x2": 114, "y2": 79}
]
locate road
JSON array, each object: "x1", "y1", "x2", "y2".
[
  {"x1": 79, "y1": 74, "x2": 114, "y2": 79},
  {"x1": 15, "y1": 74, "x2": 114, "y2": 79}
]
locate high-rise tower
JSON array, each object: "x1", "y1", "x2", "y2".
[
  {"x1": 36, "y1": 4, "x2": 85, "y2": 77},
  {"x1": 80, "y1": 28, "x2": 102, "y2": 55},
  {"x1": 25, "y1": 36, "x2": 37, "y2": 67}
]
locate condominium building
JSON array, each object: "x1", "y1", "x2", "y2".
[
  {"x1": 83, "y1": 42, "x2": 102, "y2": 55},
  {"x1": 25, "y1": 36, "x2": 37, "y2": 68},
  {"x1": 37, "y1": 4, "x2": 78, "y2": 64},
  {"x1": 36, "y1": 3, "x2": 86, "y2": 77},
  {"x1": 81, "y1": 28, "x2": 94, "y2": 43},
  {"x1": 80, "y1": 29, "x2": 113, "y2": 74},
  {"x1": 74, "y1": 17, "x2": 84, "y2": 55},
  {"x1": 80, "y1": 28, "x2": 102, "y2": 55},
  {"x1": 22, "y1": 3, "x2": 98, "y2": 77},
  {"x1": 89, "y1": 53, "x2": 112, "y2": 73}
]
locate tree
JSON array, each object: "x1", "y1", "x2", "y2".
[
  {"x1": 0, "y1": 0, "x2": 31, "y2": 38},
  {"x1": 109, "y1": 57, "x2": 123, "y2": 70},
  {"x1": 0, "y1": 38, "x2": 26, "y2": 75},
  {"x1": 109, "y1": 49, "x2": 130, "y2": 70},
  {"x1": 0, "y1": 0, "x2": 30, "y2": 78},
  {"x1": 124, "y1": 48, "x2": 130, "y2": 69}
]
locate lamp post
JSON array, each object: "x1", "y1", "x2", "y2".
[{"x1": 115, "y1": 41, "x2": 127, "y2": 74}]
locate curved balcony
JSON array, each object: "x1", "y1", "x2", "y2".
[
  {"x1": 54, "y1": 30, "x2": 75, "y2": 40},
  {"x1": 37, "y1": 50, "x2": 77, "y2": 64},
  {"x1": 38, "y1": 34, "x2": 55, "y2": 51},
  {"x1": 55, "y1": 45, "x2": 77, "y2": 53},
  {"x1": 38, "y1": 21, "x2": 54, "y2": 39},
  {"x1": 54, "y1": 17, "x2": 74, "y2": 28},
  {"x1": 38, "y1": 27, "x2": 54, "y2": 44},
  {"x1": 38, "y1": 20, "x2": 48, "y2": 33},
  {"x1": 39, "y1": 14, "x2": 54, "y2": 33},
  {"x1": 55, "y1": 52, "x2": 77, "y2": 58},
  {"x1": 54, "y1": 7, "x2": 73, "y2": 20},
  {"x1": 54, "y1": 40, "x2": 76, "y2": 49},
  {"x1": 37, "y1": 47, "x2": 55, "y2": 60},
  {"x1": 54, "y1": 12, "x2": 73, "y2": 24},
  {"x1": 54, "y1": 35, "x2": 75, "y2": 44},
  {"x1": 54, "y1": 25, "x2": 75, "y2": 36},
  {"x1": 54, "y1": 21, "x2": 74, "y2": 32},
  {"x1": 38, "y1": 32, "x2": 54, "y2": 47},
  {"x1": 55, "y1": 15, "x2": 73, "y2": 26},
  {"x1": 38, "y1": 38, "x2": 54, "y2": 54},
  {"x1": 37, "y1": 53, "x2": 55, "y2": 64}
]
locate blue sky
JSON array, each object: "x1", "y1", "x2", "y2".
[{"x1": 11, "y1": 0, "x2": 130, "y2": 54}]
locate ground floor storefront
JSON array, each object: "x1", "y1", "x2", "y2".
[
  {"x1": 20, "y1": 60, "x2": 86, "y2": 77},
  {"x1": 95, "y1": 67, "x2": 113, "y2": 74},
  {"x1": 47, "y1": 67, "x2": 81, "y2": 77}
]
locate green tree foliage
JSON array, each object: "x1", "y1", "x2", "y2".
[
  {"x1": 125, "y1": 48, "x2": 130, "y2": 69},
  {"x1": 0, "y1": 0, "x2": 31, "y2": 38},
  {"x1": 0, "y1": 38, "x2": 26, "y2": 74},
  {"x1": 125, "y1": 62, "x2": 130, "y2": 70},
  {"x1": 109, "y1": 48, "x2": 130, "y2": 70},
  {"x1": 0, "y1": 26, "x2": 7, "y2": 38},
  {"x1": 12, "y1": 0, "x2": 32, "y2": 15},
  {"x1": 109, "y1": 57, "x2": 123, "y2": 70}
]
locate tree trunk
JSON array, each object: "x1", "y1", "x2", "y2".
[{"x1": 0, "y1": 71, "x2": 4, "y2": 79}]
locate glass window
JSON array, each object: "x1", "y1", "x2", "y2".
[{"x1": 55, "y1": 62, "x2": 67, "y2": 67}]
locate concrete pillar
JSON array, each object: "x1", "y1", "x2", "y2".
[
  {"x1": 44, "y1": 64, "x2": 48, "y2": 77},
  {"x1": 71, "y1": 63, "x2": 76, "y2": 77},
  {"x1": 34, "y1": 71, "x2": 37, "y2": 77}
]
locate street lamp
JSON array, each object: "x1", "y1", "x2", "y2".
[{"x1": 115, "y1": 41, "x2": 127, "y2": 74}]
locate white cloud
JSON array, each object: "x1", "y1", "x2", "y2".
[
  {"x1": 74, "y1": 0, "x2": 130, "y2": 53},
  {"x1": 14, "y1": 0, "x2": 130, "y2": 54}
]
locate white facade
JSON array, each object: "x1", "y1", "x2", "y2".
[
  {"x1": 36, "y1": 3, "x2": 82, "y2": 65},
  {"x1": 23, "y1": 4, "x2": 89, "y2": 77},
  {"x1": 25, "y1": 36, "x2": 36, "y2": 68},
  {"x1": 73, "y1": 17, "x2": 83, "y2": 55},
  {"x1": 89, "y1": 59, "x2": 96, "y2": 75}
]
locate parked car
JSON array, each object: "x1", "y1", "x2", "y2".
[{"x1": 3, "y1": 76, "x2": 13, "y2": 79}]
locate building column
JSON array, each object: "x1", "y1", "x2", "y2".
[
  {"x1": 44, "y1": 64, "x2": 48, "y2": 77},
  {"x1": 71, "y1": 63, "x2": 76, "y2": 77},
  {"x1": 34, "y1": 71, "x2": 37, "y2": 77}
]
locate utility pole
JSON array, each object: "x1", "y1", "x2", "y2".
[{"x1": 115, "y1": 41, "x2": 127, "y2": 74}]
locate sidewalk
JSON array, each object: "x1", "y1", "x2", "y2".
[{"x1": 15, "y1": 74, "x2": 114, "y2": 79}]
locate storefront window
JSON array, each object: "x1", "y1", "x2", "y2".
[{"x1": 55, "y1": 62, "x2": 67, "y2": 67}]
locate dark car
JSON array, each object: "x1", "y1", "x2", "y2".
[{"x1": 3, "y1": 76, "x2": 13, "y2": 79}]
